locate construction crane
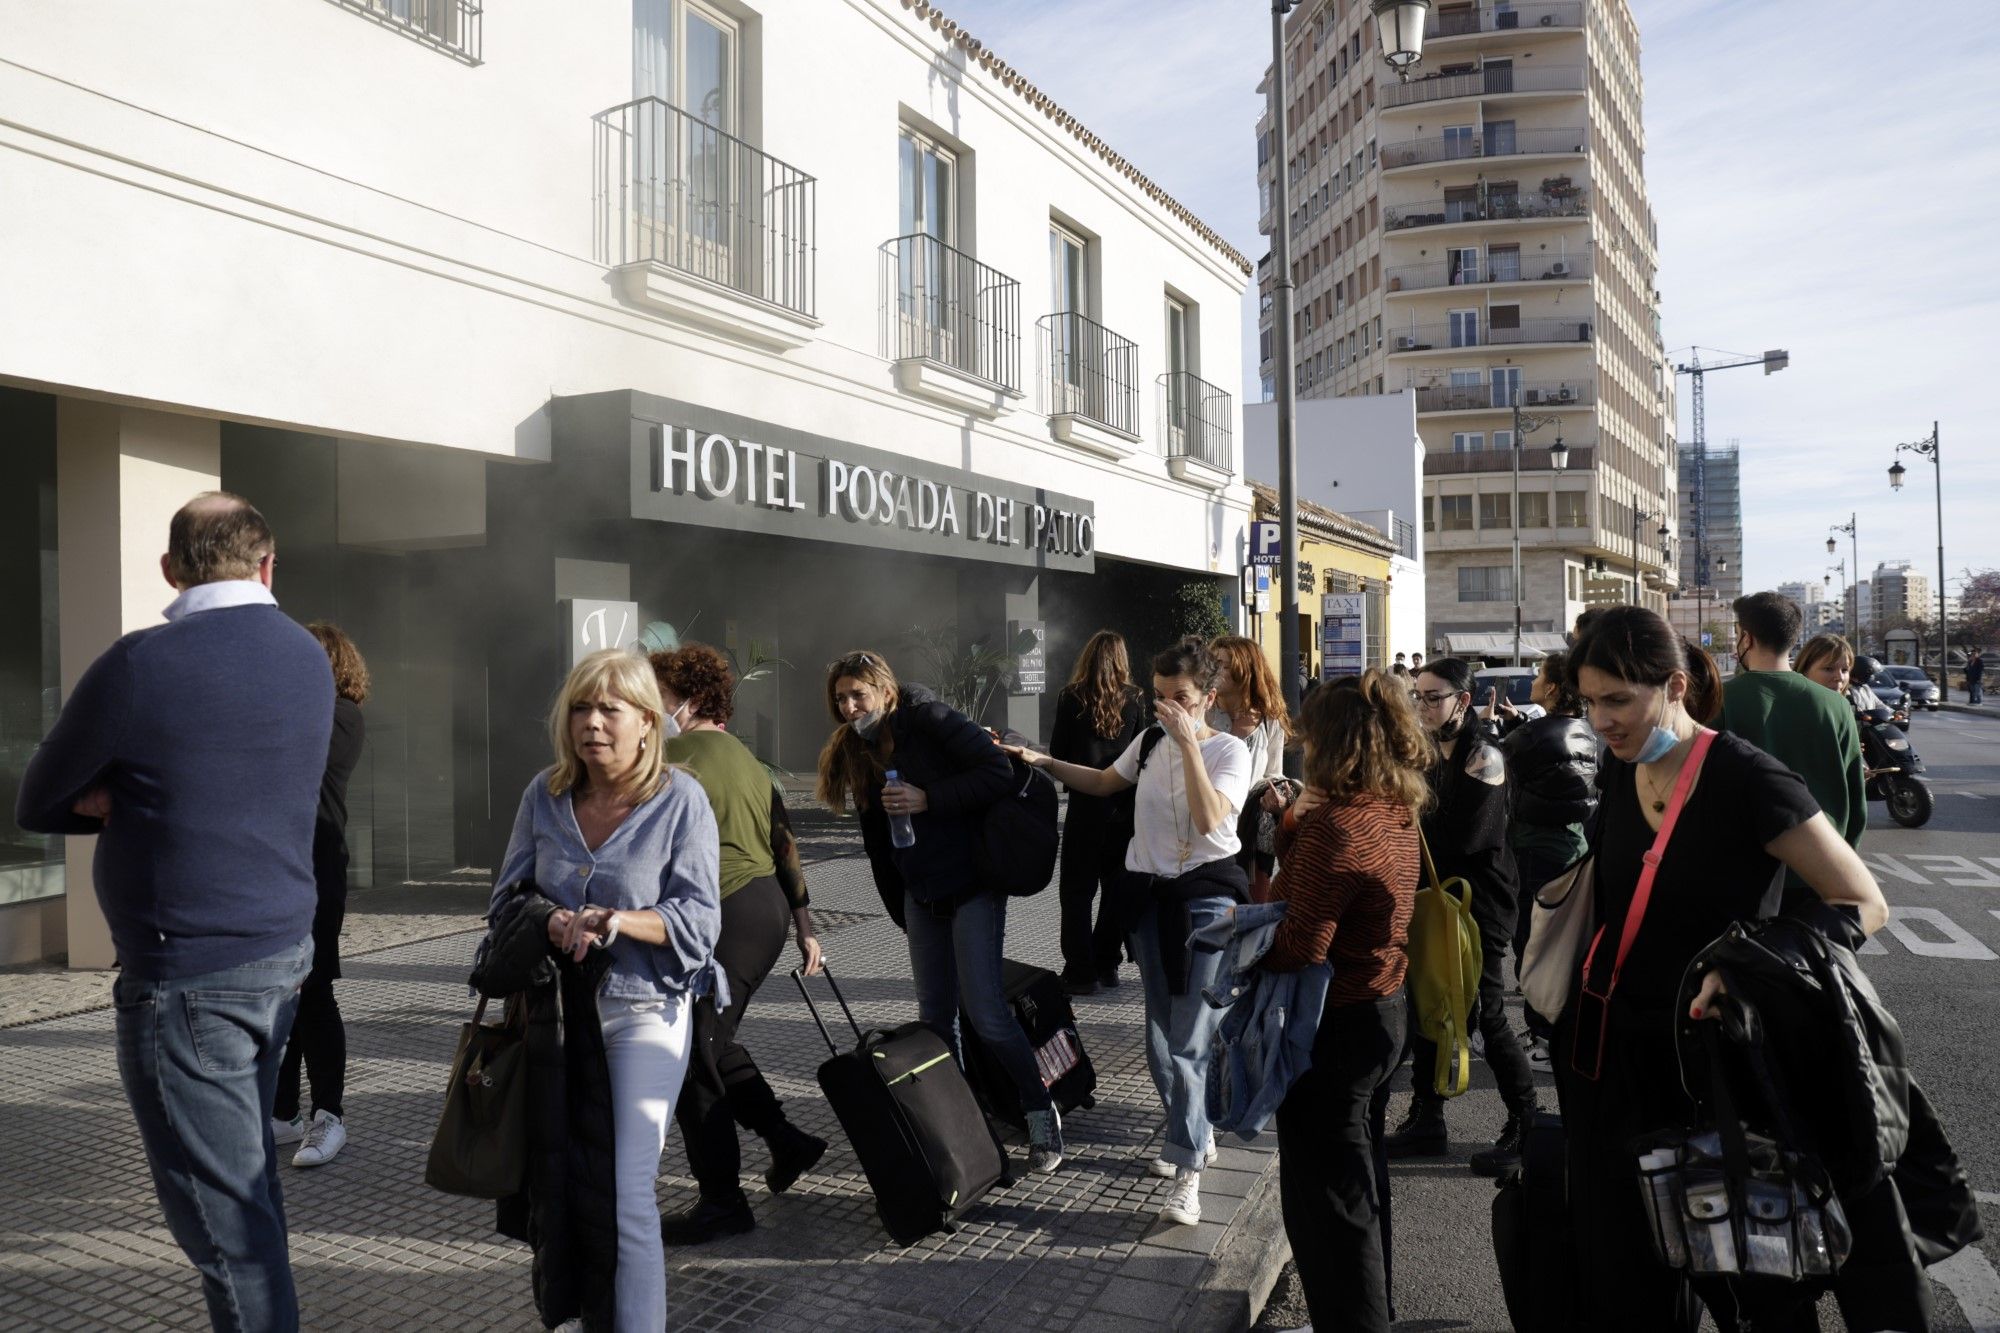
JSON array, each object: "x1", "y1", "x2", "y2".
[{"x1": 1672, "y1": 347, "x2": 1789, "y2": 595}]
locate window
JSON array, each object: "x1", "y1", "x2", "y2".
[
  {"x1": 1491, "y1": 366, "x2": 1522, "y2": 406},
  {"x1": 1520, "y1": 492, "x2": 1550, "y2": 528},
  {"x1": 1492, "y1": 429, "x2": 1514, "y2": 451},
  {"x1": 1440, "y1": 495, "x2": 1473, "y2": 531},
  {"x1": 1481, "y1": 493, "x2": 1511, "y2": 528},
  {"x1": 635, "y1": 0, "x2": 738, "y2": 129},
  {"x1": 1460, "y1": 566, "x2": 1515, "y2": 603},
  {"x1": 1487, "y1": 243, "x2": 1521, "y2": 283},
  {"x1": 1449, "y1": 309, "x2": 1480, "y2": 348},
  {"x1": 895, "y1": 128, "x2": 958, "y2": 351},
  {"x1": 1452, "y1": 431, "x2": 1484, "y2": 453},
  {"x1": 1050, "y1": 223, "x2": 1088, "y2": 315},
  {"x1": 1423, "y1": 494, "x2": 1435, "y2": 531},
  {"x1": 1049, "y1": 222, "x2": 1093, "y2": 411},
  {"x1": 1557, "y1": 491, "x2": 1587, "y2": 527}
]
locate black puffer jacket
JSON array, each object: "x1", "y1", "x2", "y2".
[
  {"x1": 1499, "y1": 713, "x2": 1599, "y2": 831},
  {"x1": 855, "y1": 689, "x2": 1013, "y2": 921}
]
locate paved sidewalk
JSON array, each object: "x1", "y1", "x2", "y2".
[{"x1": 0, "y1": 856, "x2": 1286, "y2": 1331}]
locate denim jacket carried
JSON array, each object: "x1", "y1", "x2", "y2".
[{"x1": 1198, "y1": 900, "x2": 1332, "y2": 1140}]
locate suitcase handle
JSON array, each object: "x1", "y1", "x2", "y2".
[{"x1": 792, "y1": 963, "x2": 864, "y2": 1056}]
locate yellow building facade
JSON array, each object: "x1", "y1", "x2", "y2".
[{"x1": 1247, "y1": 482, "x2": 1398, "y2": 682}]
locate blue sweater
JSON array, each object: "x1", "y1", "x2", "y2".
[{"x1": 15, "y1": 604, "x2": 333, "y2": 980}]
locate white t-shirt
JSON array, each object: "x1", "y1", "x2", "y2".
[{"x1": 1111, "y1": 729, "x2": 1253, "y2": 877}]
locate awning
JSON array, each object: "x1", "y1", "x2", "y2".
[{"x1": 1439, "y1": 632, "x2": 1568, "y2": 659}]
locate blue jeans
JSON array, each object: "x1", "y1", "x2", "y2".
[
  {"x1": 1130, "y1": 895, "x2": 1235, "y2": 1169},
  {"x1": 113, "y1": 937, "x2": 313, "y2": 1333},
  {"x1": 905, "y1": 890, "x2": 1052, "y2": 1115}
]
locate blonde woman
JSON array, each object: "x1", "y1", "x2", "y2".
[{"x1": 489, "y1": 648, "x2": 723, "y2": 1332}]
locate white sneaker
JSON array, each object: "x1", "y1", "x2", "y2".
[
  {"x1": 1529, "y1": 1037, "x2": 1552, "y2": 1072},
  {"x1": 1149, "y1": 1132, "x2": 1218, "y2": 1177},
  {"x1": 292, "y1": 1110, "x2": 346, "y2": 1167},
  {"x1": 271, "y1": 1114, "x2": 306, "y2": 1146},
  {"x1": 1159, "y1": 1168, "x2": 1202, "y2": 1226}
]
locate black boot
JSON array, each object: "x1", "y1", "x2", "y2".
[
  {"x1": 659, "y1": 1191, "x2": 756, "y2": 1245},
  {"x1": 1384, "y1": 1097, "x2": 1448, "y2": 1159},
  {"x1": 1469, "y1": 1113, "x2": 1526, "y2": 1177},
  {"x1": 763, "y1": 1122, "x2": 828, "y2": 1195}
]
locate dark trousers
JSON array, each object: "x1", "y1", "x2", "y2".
[
  {"x1": 1057, "y1": 806, "x2": 1129, "y2": 978},
  {"x1": 273, "y1": 978, "x2": 344, "y2": 1120},
  {"x1": 1278, "y1": 995, "x2": 1404, "y2": 1333},
  {"x1": 1409, "y1": 924, "x2": 1537, "y2": 1117},
  {"x1": 675, "y1": 876, "x2": 794, "y2": 1203}
]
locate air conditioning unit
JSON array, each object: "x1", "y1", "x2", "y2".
[
  {"x1": 1548, "y1": 260, "x2": 1572, "y2": 278},
  {"x1": 1524, "y1": 388, "x2": 1546, "y2": 406},
  {"x1": 1394, "y1": 334, "x2": 1419, "y2": 350},
  {"x1": 1540, "y1": 12, "x2": 1556, "y2": 25},
  {"x1": 1497, "y1": 10, "x2": 1520, "y2": 27},
  {"x1": 1554, "y1": 386, "x2": 1576, "y2": 403}
]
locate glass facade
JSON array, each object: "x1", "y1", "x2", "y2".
[{"x1": 0, "y1": 390, "x2": 63, "y2": 906}]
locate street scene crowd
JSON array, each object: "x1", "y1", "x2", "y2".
[{"x1": 13, "y1": 494, "x2": 1986, "y2": 1332}]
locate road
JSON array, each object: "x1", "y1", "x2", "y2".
[{"x1": 1255, "y1": 708, "x2": 2000, "y2": 1333}]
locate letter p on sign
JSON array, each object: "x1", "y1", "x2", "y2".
[{"x1": 1250, "y1": 520, "x2": 1283, "y2": 567}]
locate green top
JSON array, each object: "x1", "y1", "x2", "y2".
[
  {"x1": 1719, "y1": 670, "x2": 1866, "y2": 877},
  {"x1": 664, "y1": 728, "x2": 808, "y2": 906}
]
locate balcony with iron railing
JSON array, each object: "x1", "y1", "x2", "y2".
[
  {"x1": 1384, "y1": 188, "x2": 1588, "y2": 232},
  {"x1": 877, "y1": 235, "x2": 1020, "y2": 399},
  {"x1": 1388, "y1": 318, "x2": 1593, "y2": 352},
  {"x1": 1386, "y1": 250, "x2": 1591, "y2": 293},
  {"x1": 1413, "y1": 380, "x2": 1594, "y2": 413},
  {"x1": 1427, "y1": 2, "x2": 1585, "y2": 40},
  {"x1": 1381, "y1": 64, "x2": 1586, "y2": 110},
  {"x1": 1039, "y1": 312, "x2": 1141, "y2": 447},
  {"x1": 594, "y1": 97, "x2": 817, "y2": 337},
  {"x1": 1424, "y1": 444, "x2": 1595, "y2": 475},
  {"x1": 1380, "y1": 127, "x2": 1586, "y2": 172},
  {"x1": 1158, "y1": 372, "x2": 1234, "y2": 486},
  {"x1": 324, "y1": 0, "x2": 482, "y2": 63}
]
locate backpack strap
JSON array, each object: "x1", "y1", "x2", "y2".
[{"x1": 1133, "y1": 724, "x2": 1167, "y2": 778}]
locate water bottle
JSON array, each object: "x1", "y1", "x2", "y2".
[{"x1": 885, "y1": 769, "x2": 916, "y2": 848}]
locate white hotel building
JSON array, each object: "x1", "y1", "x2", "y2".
[{"x1": 0, "y1": 0, "x2": 1251, "y2": 965}]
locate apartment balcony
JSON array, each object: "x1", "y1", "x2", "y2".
[
  {"x1": 1384, "y1": 188, "x2": 1588, "y2": 233},
  {"x1": 1424, "y1": 445, "x2": 1595, "y2": 475},
  {"x1": 1158, "y1": 372, "x2": 1234, "y2": 489},
  {"x1": 594, "y1": 97, "x2": 817, "y2": 348},
  {"x1": 1380, "y1": 64, "x2": 1586, "y2": 111},
  {"x1": 1386, "y1": 249, "x2": 1591, "y2": 294},
  {"x1": 1413, "y1": 380, "x2": 1594, "y2": 414},
  {"x1": 1380, "y1": 127, "x2": 1586, "y2": 173},
  {"x1": 1427, "y1": 2, "x2": 1584, "y2": 42},
  {"x1": 1039, "y1": 312, "x2": 1141, "y2": 455},
  {"x1": 878, "y1": 235, "x2": 1020, "y2": 415},
  {"x1": 1388, "y1": 318, "x2": 1593, "y2": 353}
]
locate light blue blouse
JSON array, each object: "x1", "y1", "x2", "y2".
[{"x1": 490, "y1": 769, "x2": 727, "y2": 1005}]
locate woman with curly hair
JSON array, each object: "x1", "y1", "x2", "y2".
[
  {"x1": 1049, "y1": 630, "x2": 1146, "y2": 993},
  {"x1": 651, "y1": 643, "x2": 829, "y2": 1243}
]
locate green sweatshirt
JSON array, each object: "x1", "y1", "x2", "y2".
[
  {"x1": 1720, "y1": 670, "x2": 1866, "y2": 873},
  {"x1": 664, "y1": 728, "x2": 808, "y2": 905}
]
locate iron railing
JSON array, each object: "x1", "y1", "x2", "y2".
[
  {"x1": 1386, "y1": 250, "x2": 1591, "y2": 292},
  {"x1": 594, "y1": 97, "x2": 817, "y2": 319},
  {"x1": 1158, "y1": 372, "x2": 1234, "y2": 471},
  {"x1": 1393, "y1": 517, "x2": 1416, "y2": 560},
  {"x1": 1424, "y1": 444, "x2": 1595, "y2": 475},
  {"x1": 1381, "y1": 64, "x2": 1586, "y2": 109},
  {"x1": 1413, "y1": 380, "x2": 1594, "y2": 412},
  {"x1": 1039, "y1": 313, "x2": 1140, "y2": 437},
  {"x1": 1380, "y1": 126, "x2": 1586, "y2": 170},
  {"x1": 1388, "y1": 318, "x2": 1594, "y2": 351},
  {"x1": 1428, "y1": 2, "x2": 1585, "y2": 38},
  {"x1": 1384, "y1": 189, "x2": 1588, "y2": 231},
  {"x1": 877, "y1": 235, "x2": 1020, "y2": 392},
  {"x1": 323, "y1": 0, "x2": 482, "y2": 63}
]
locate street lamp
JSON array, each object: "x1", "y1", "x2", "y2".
[
  {"x1": 1509, "y1": 409, "x2": 1561, "y2": 666},
  {"x1": 1631, "y1": 509, "x2": 1668, "y2": 607},
  {"x1": 1371, "y1": 0, "x2": 1432, "y2": 80},
  {"x1": 1890, "y1": 422, "x2": 1949, "y2": 700},
  {"x1": 1829, "y1": 514, "x2": 1859, "y2": 649}
]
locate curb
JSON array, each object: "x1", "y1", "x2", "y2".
[
  {"x1": 1940, "y1": 701, "x2": 1996, "y2": 718},
  {"x1": 1175, "y1": 1153, "x2": 1292, "y2": 1333}
]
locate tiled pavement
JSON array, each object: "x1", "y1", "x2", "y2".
[{"x1": 0, "y1": 856, "x2": 1285, "y2": 1331}]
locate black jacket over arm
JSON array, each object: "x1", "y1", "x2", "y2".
[
  {"x1": 1422, "y1": 724, "x2": 1521, "y2": 942},
  {"x1": 858, "y1": 698, "x2": 1013, "y2": 917},
  {"x1": 1500, "y1": 713, "x2": 1599, "y2": 831}
]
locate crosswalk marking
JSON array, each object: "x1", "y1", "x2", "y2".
[{"x1": 1931, "y1": 1245, "x2": 2000, "y2": 1332}]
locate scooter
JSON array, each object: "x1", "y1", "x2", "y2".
[{"x1": 1857, "y1": 702, "x2": 1933, "y2": 828}]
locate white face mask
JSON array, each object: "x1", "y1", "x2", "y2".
[
  {"x1": 660, "y1": 701, "x2": 689, "y2": 741},
  {"x1": 851, "y1": 708, "x2": 887, "y2": 740}
]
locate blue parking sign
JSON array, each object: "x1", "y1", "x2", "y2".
[
  {"x1": 1700, "y1": 631, "x2": 1713, "y2": 647},
  {"x1": 1250, "y1": 520, "x2": 1283, "y2": 567}
]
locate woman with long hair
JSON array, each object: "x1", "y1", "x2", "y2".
[
  {"x1": 1049, "y1": 630, "x2": 1146, "y2": 993},
  {"x1": 271, "y1": 622, "x2": 368, "y2": 1168},
  {"x1": 1210, "y1": 635, "x2": 1296, "y2": 900},
  {"x1": 1798, "y1": 632, "x2": 1887, "y2": 713},
  {"x1": 1006, "y1": 636, "x2": 1253, "y2": 1228},
  {"x1": 1263, "y1": 669, "x2": 1429, "y2": 1333},
  {"x1": 489, "y1": 648, "x2": 724, "y2": 1331},
  {"x1": 650, "y1": 643, "x2": 828, "y2": 1243},
  {"x1": 815, "y1": 650, "x2": 1065, "y2": 1173},
  {"x1": 1556, "y1": 608, "x2": 1887, "y2": 1330}
]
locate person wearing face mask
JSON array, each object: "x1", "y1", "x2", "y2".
[
  {"x1": 1385, "y1": 656, "x2": 1537, "y2": 1176},
  {"x1": 649, "y1": 644, "x2": 829, "y2": 1244},
  {"x1": 1209, "y1": 635, "x2": 1296, "y2": 902},
  {"x1": 814, "y1": 650, "x2": 1066, "y2": 1175},
  {"x1": 1556, "y1": 608, "x2": 1889, "y2": 1332},
  {"x1": 1007, "y1": 636, "x2": 1254, "y2": 1229}
]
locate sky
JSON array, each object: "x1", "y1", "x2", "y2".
[{"x1": 928, "y1": 0, "x2": 2000, "y2": 601}]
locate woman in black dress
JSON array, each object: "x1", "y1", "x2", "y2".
[
  {"x1": 1048, "y1": 630, "x2": 1145, "y2": 993},
  {"x1": 1557, "y1": 607, "x2": 1887, "y2": 1330}
]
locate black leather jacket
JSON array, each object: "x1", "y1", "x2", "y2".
[{"x1": 1499, "y1": 714, "x2": 1599, "y2": 831}]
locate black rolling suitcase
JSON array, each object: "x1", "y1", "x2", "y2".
[
  {"x1": 958, "y1": 958, "x2": 1098, "y2": 1130},
  {"x1": 1491, "y1": 1110, "x2": 1580, "y2": 1331},
  {"x1": 793, "y1": 966, "x2": 1008, "y2": 1245}
]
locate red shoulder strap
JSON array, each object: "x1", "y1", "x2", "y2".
[{"x1": 1580, "y1": 728, "x2": 1716, "y2": 995}]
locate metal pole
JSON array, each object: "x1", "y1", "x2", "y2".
[
  {"x1": 1631, "y1": 509, "x2": 1641, "y2": 607},
  {"x1": 1933, "y1": 423, "x2": 1948, "y2": 701},
  {"x1": 1270, "y1": 1, "x2": 1302, "y2": 715},
  {"x1": 1851, "y1": 515, "x2": 1861, "y2": 653},
  {"x1": 1512, "y1": 398, "x2": 1522, "y2": 666}
]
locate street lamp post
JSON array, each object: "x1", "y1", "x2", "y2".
[
  {"x1": 1828, "y1": 514, "x2": 1859, "y2": 650},
  {"x1": 1889, "y1": 421, "x2": 1948, "y2": 700},
  {"x1": 1509, "y1": 406, "x2": 1563, "y2": 666},
  {"x1": 1631, "y1": 508, "x2": 1670, "y2": 609},
  {"x1": 1825, "y1": 558, "x2": 1846, "y2": 635},
  {"x1": 1268, "y1": 0, "x2": 1430, "y2": 714}
]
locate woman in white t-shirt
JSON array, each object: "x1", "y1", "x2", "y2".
[{"x1": 1008, "y1": 636, "x2": 1252, "y2": 1229}]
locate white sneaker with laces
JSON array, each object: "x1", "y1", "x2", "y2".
[
  {"x1": 271, "y1": 1114, "x2": 306, "y2": 1146},
  {"x1": 292, "y1": 1110, "x2": 346, "y2": 1167},
  {"x1": 1149, "y1": 1134, "x2": 1218, "y2": 1178},
  {"x1": 1159, "y1": 1168, "x2": 1202, "y2": 1227}
]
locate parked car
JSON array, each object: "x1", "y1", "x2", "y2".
[
  {"x1": 1867, "y1": 671, "x2": 1909, "y2": 712},
  {"x1": 1884, "y1": 665, "x2": 1940, "y2": 711},
  {"x1": 1473, "y1": 666, "x2": 1547, "y2": 721}
]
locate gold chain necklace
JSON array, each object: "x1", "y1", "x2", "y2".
[{"x1": 1636, "y1": 757, "x2": 1679, "y2": 814}]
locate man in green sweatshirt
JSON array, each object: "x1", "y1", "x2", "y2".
[{"x1": 1720, "y1": 592, "x2": 1867, "y2": 886}]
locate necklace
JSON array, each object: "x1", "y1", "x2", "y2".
[{"x1": 1636, "y1": 760, "x2": 1677, "y2": 814}]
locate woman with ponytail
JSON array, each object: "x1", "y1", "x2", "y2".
[{"x1": 1049, "y1": 631, "x2": 1146, "y2": 993}]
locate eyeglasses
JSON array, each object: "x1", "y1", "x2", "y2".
[
  {"x1": 1410, "y1": 690, "x2": 1455, "y2": 707},
  {"x1": 827, "y1": 651, "x2": 880, "y2": 674}
]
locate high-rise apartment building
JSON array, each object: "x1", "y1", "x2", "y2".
[
  {"x1": 1256, "y1": 0, "x2": 1676, "y2": 654},
  {"x1": 1872, "y1": 562, "x2": 1933, "y2": 627}
]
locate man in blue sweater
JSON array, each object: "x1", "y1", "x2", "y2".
[{"x1": 17, "y1": 493, "x2": 332, "y2": 1333}]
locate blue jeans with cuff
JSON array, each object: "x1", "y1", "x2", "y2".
[
  {"x1": 1131, "y1": 894, "x2": 1235, "y2": 1170},
  {"x1": 906, "y1": 889, "x2": 1052, "y2": 1116},
  {"x1": 113, "y1": 936, "x2": 313, "y2": 1333}
]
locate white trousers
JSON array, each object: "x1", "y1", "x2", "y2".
[{"x1": 597, "y1": 992, "x2": 693, "y2": 1333}]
